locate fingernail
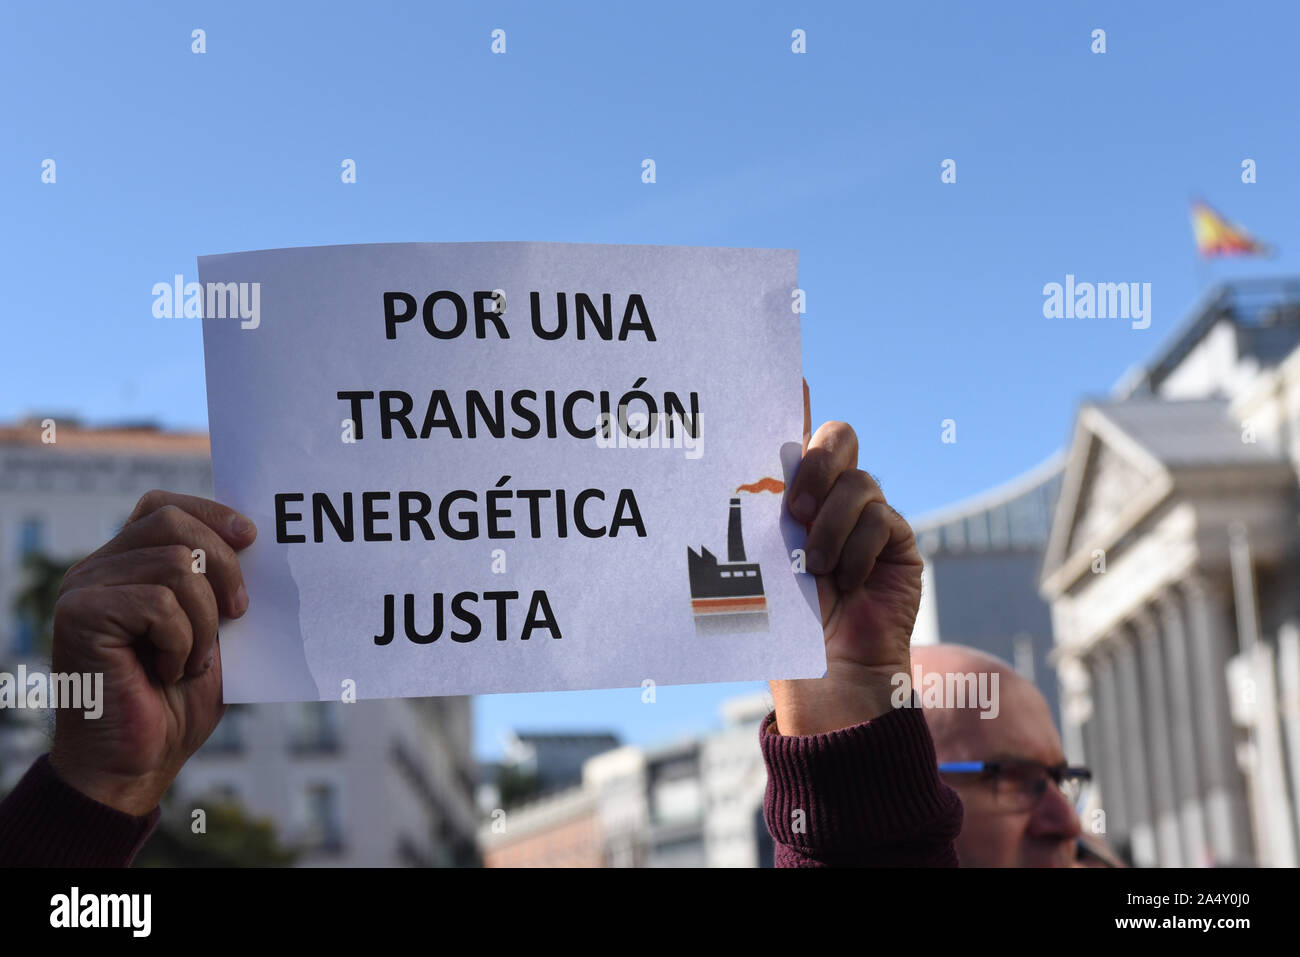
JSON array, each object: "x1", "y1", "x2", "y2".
[
  {"x1": 806, "y1": 549, "x2": 825, "y2": 575},
  {"x1": 235, "y1": 583, "x2": 249, "y2": 615},
  {"x1": 231, "y1": 515, "x2": 254, "y2": 537},
  {"x1": 203, "y1": 651, "x2": 215, "y2": 671},
  {"x1": 791, "y1": 494, "x2": 816, "y2": 523}
]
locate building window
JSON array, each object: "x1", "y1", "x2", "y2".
[
  {"x1": 290, "y1": 702, "x2": 341, "y2": 752},
  {"x1": 17, "y1": 518, "x2": 44, "y2": 559},
  {"x1": 13, "y1": 615, "x2": 36, "y2": 655},
  {"x1": 12, "y1": 519, "x2": 47, "y2": 655},
  {"x1": 300, "y1": 782, "x2": 343, "y2": 851}
]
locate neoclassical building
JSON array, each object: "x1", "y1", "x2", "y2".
[{"x1": 1041, "y1": 278, "x2": 1300, "y2": 867}]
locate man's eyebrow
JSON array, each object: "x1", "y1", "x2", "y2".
[{"x1": 983, "y1": 753, "x2": 1066, "y2": 766}]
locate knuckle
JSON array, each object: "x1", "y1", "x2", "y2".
[
  {"x1": 862, "y1": 498, "x2": 892, "y2": 520},
  {"x1": 878, "y1": 500, "x2": 912, "y2": 533},
  {"x1": 847, "y1": 469, "x2": 876, "y2": 495},
  {"x1": 158, "y1": 593, "x2": 193, "y2": 641},
  {"x1": 205, "y1": 541, "x2": 240, "y2": 583},
  {"x1": 169, "y1": 565, "x2": 207, "y2": 609},
  {"x1": 183, "y1": 592, "x2": 219, "y2": 639},
  {"x1": 143, "y1": 582, "x2": 177, "y2": 611},
  {"x1": 55, "y1": 563, "x2": 86, "y2": 598},
  {"x1": 134, "y1": 489, "x2": 167, "y2": 518},
  {"x1": 165, "y1": 542, "x2": 197, "y2": 569},
  {"x1": 131, "y1": 583, "x2": 181, "y2": 623},
  {"x1": 154, "y1": 503, "x2": 188, "y2": 532},
  {"x1": 52, "y1": 588, "x2": 89, "y2": 629},
  {"x1": 175, "y1": 563, "x2": 217, "y2": 606},
  {"x1": 860, "y1": 504, "x2": 898, "y2": 540},
  {"x1": 141, "y1": 488, "x2": 167, "y2": 507}
]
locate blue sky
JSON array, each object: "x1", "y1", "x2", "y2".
[{"x1": 3, "y1": 1, "x2": 1296, "y2": 758}]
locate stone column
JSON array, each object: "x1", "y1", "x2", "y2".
[
  {"x1": 1057, "y1": 654, "x2": 1091, "y2": 766},
  {"x1": 1114, "y1": 630, "x2": 1157, "y2": 867},
  {"x1": 1134, "y1": 608, "x2": 1182, "y2": 867},
  {"x1": 1155, "y1": 589, "x2": 1209, "y2": 866},
  {"x1": 1278, "y1": 622, "x2": 1300, "y2": 848},
  {"x1": 1181, "y1": 575, "x2": 1251, "y2": 863},
  {"x1": 1226, "y1": 523, "x2": 1298, "y2": 867},
  {"x1": 1080, "y1": 697, "x2": 1102, "y2": 822},
  {"x1": 1091, "y1": 648, "x2": 1130, "y2": 849}
]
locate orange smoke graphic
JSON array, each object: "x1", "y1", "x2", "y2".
[{"x1": 735, "y1": 477, "x2": 785, "y2": 494}]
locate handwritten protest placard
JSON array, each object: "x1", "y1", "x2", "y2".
[{"x1": 198, "y1": 242, "x2": 823, "y2": 702}]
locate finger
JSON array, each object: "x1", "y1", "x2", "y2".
[
  {"x1": 833, "y1": 502, "x2": 895, "y2": 591},
  {"x1": 55, "y1": 584, "x2": 195, "y2": 684},
  {"x1": 835, "y1": 502, "x2": 918, "y2": 592},
  {"x1": 63, "y1": 546, "x2": 222, "y2": 678},
  {"x1": 804, "y1": 469, "x2": 881, "y2": 576},
  {"x1": 788, "y1": 420, "x2": 859, "y2": 524},
  {"x1": 802, "y1": 378, "x2": 811, "y2": 453},
  {"x1": 125, "y1": 489, "x2": 256, "y2": 551},
  {"x1": 91, "y1": 505, "x2": 248, "y2": 619}
]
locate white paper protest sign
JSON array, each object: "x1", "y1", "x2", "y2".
[{"x1": 198, "y1": 242, "x2": 824, "y2": 702}]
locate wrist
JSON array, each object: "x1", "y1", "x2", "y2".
[
  {"x1": 47, "y1": 749, "x2": 166, "y2": 818},
  {"x1": 770, "y1": 659, "x2": 909, "y2": 736}
]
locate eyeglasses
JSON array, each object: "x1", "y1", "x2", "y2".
[{"x1": 938, "y1": 759, "x2": 1092, "y2": 813}]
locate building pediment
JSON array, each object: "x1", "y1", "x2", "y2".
[
  {"x1": 1041, "y1": 405, "x2": 1173, "y2": 597},
  {"x1": 1066, "y1": 435, "x2": 1163, "y2": 556},
  {"x1": 1041, "y1": 396, "x2": 1294, "y2": 599}
]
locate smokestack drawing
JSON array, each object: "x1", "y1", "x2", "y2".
[
  {"x1": 687, "y1": 492, "x2": 767, "y2": 617},
  {"x1": 727, "y1": 497, "x2": 746, "y2": 562}
]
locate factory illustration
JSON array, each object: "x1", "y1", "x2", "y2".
[{"x1": 687, "y1": 495, "x2": 768, "y2": 615}]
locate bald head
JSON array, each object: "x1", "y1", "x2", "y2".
[
  {"x1": 911, "y1": 644, "x2": 1050, "y2": 763},
  {"x1": 910, "y1": 643, "x2": 1080, "y2": 867}
]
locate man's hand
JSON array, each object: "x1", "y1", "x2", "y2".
[
  {"x1": 769, "y1": 382, "x2": 923, "y2": 735},
  {"x1": 47, "y1": 490, "x2": 256, "y2": 816}
]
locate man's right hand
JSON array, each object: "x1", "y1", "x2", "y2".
[
  {"x1": 769, "y1": 383, "x2": 923, "y2": 735},
  {"x1": 47, "y1": 490, "x2": 257, "y2": 816}
]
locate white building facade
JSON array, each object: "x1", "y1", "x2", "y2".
[{"x1": 1041, "y1": 279, "x2": 1300, "y2": 868}]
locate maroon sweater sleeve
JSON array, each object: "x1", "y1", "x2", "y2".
[
  {"x1": 761, "y1": 704, "x2": 963, "y2": 867},
  {"x1": 0, "y1": 754, "x2": 160, "y2": 867}
]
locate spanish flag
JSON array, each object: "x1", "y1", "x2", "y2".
[{"x1": 1191, "y1": 200, "x2": 1271, "y2": 258}]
